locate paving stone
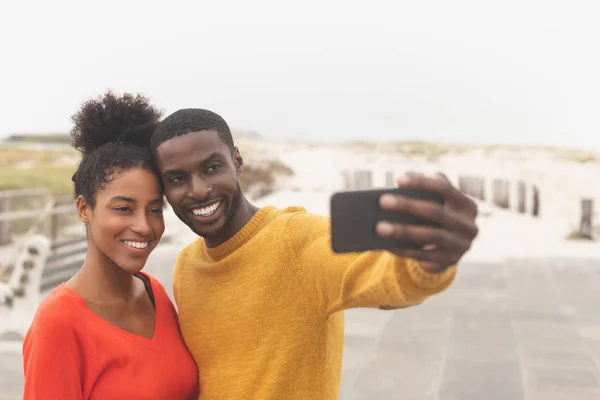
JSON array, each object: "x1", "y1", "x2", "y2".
[
  {"x1": 439, "y1": 378, "x2": 524, "y2": 400},
  {"x1": 525, "y1": 367, "x2": 600, "y2": 390}
]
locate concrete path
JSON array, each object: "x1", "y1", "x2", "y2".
[
  {"x1": 3, "y1": 244, "x2": 600, "y2": 399},
  {"x1": 340, "y1": 255, "x2": 600, "y2": 400}
]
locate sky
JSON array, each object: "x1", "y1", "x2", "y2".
[{"x1": 1, "y1": 0, "x2": 599, "y2": 149}]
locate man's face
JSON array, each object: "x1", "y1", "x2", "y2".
[{"x1": 155, "y1": 130, "x2": 243, "y2": 239}]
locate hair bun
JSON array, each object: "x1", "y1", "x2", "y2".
[{"x1": 70, "y1": 90, "x2": 162, "y2": 155}]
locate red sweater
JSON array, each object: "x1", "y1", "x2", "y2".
[{"x1": 22, "y1": 272, "x2": 199, "y2": 399}]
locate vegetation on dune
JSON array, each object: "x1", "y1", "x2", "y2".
[
  {"x1": 347, "y1": 139, "x2": 600, "y2": 163},
  {"x1": 0, "y1": 164, "x2": 76, "y2": 197},
  {"x1": 348, "y1": 140, "x2": 466, "y2": 160},
  {"x1": 5, "y1": 133, "x2": 71, "y2": 144},
  {"x1": 0, "y1": 147, "x2": 77, "y2": 168},
  {"x1": 482, "y1": 144, "x2": 599, "y2": 163},
  {"x1": 0, "y1": 145, "x2": 295, "y2": 235},
  {"x1": 5, "y1": 133, "x2": 599, "y2": 163},
  {"x1": 239, "y1": 160, "x2": 294, "y2": 193},
  {"x1": 0, "y1": 147, "x2": 294, "y2": 198}
]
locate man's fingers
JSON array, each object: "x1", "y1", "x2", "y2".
[
  {"x1": 379, "y1": 194, "x2": 444, "y2": 224},
  {"x1": 396, "y1": 172, "x2": 452, "y2": 197},
  {"x1": 376, "y1": 222, "x2": 472, "y2": 251},
  {"x1": 379, "y1": 195, "x2": 479, "y2": 239},
  {"x1": 395, "y1": 171, "x2": 478, "y2": 219}
]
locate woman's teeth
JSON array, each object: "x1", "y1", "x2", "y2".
[{"x1": 124, "y1": 241, "x2": 148, "y2": 249}]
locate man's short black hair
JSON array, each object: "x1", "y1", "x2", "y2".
[{"x1": 150, "y1": 108, "x2": 235, "y2": 154}]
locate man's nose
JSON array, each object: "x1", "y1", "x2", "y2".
[{"x1": 189, "y1": 175, "x2": 211, "y2": 200}]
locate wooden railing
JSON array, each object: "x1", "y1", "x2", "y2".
[
  {"x1": 0, "y1": 188, "x2": 78, "y2": 244},
  {"x1": 0, "y1": 232, "x2": 86, "y2": 296},
  {"x1": 0, "y1": 188, "x2": 50, "y2": 245},
  {"x1": 41, "y1": 235, "x2": 87, "y2": 291},
  {"x1": 0, "y1": 188, "x2": 86, "y2": 292}
]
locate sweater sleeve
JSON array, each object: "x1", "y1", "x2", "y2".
[
  {"x1": 285, "y1": 212, "x2": 457, "y2": 316},
  {"x1": 22, "y1": 307, "x2": 85, "y2": 400}
]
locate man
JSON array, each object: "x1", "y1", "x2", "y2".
[{"x1": 150, "y1": 109, "x2": 478, "y2": 400}]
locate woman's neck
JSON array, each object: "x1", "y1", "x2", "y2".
[{"x1": 68, "y1": 244, "x2": 137, "y2": 305}]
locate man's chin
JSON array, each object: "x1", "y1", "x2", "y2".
[
  {"x1": 174, "y1": 210, "x2": 218, "y2": 235},
  {"x1": 189, "y1": 219, "x2": 226, "y2": 239}
]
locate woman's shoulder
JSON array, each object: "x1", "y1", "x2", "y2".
[
  {"x1": 36, "y1": 284, "x2": 82, "y2": 318},
  {"x1": 25, "y1": 284, "x2": 84, "y2": 340}
]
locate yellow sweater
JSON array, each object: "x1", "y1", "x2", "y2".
[{"x1": 173, "y1": 206, "x2": 456, "y2": 400}]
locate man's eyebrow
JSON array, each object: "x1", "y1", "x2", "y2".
[
  {"x1": 163, "y1": 152, "x2": 223, "y2": 176},
  {"x1": 163, "y1": 168, "x2": 187, "y2": 176},
  {"x1": 203, "y1": 152, "x2": 221, "y2": 162}
]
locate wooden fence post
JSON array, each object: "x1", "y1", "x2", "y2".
[
  {"x1": 458, "y1": 176, "x2": 482, "y2": 200},
  {"x1": 476, "y1": 177, "x2": 485, "y2": 201},
  {"x1": 580, "y1": 198, "x2": 593, "y2": 239},
  {"x1": 341, "y1": 170, "x2": 352, "y2": 189},
  {"x1": 385, "y1": 171, "x2": 395, "y2": 187},
  {"x1": 458, "y1": 176, "x2": 468, "y2": 194},
  {"x1": 532, "y1": 185, "x2": 540, "y2": 217},
  {"x1": 0, "y1": 196, "x2": 9, "y2": 245},
  {"x1": 353, "y1": 170, "x2": 373, "y2": 189},
  {"x1": 493, "y1": 179, "x2": 510, "y2": 209},
  {"x1": 517, "y1": 181, "x2": 526, "y2": 214}
]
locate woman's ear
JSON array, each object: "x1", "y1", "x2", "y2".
[{"x1": 76, "y1": 195, "x2": 91, "y2": 224}]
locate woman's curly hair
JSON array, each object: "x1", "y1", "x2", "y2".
[{"x1": 70, "y1": 91, "x2": 163, "y2": 207}]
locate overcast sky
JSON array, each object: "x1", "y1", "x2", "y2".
[{"x1": 1, "y1": 0, "x2": 599, "y2": 149}]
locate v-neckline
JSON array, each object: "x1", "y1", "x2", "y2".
[{"x1": 62, "y1": 272, "x2": 163, "y2": 349}]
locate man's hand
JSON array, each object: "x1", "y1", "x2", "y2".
[{"x1": 375, "y1": 172, "x2": 479, "y2": 274}]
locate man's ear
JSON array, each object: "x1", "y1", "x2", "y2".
[
  {"x1": 233, "y1": 146, "x2": 244, "y2": 176},
  {"x1": 76, "y1": 195, "x2": 91, "y2": 224}
]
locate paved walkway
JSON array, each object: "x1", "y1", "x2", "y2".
[
  {"x1": 2, "y1": 242, "x2": 600, "y2": 399},
  {"x1": 341, "y1": 255, "x2": 600, "y2": 400}
]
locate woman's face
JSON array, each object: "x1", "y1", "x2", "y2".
[{"x1": 78, "y1": 167, "x2": 165, "y2": 273}]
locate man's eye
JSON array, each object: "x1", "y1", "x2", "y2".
[
  {"x1": 114, "y1": 206, "x2": 131, "y2": 213},
  {"x1": 170, "y1": 176, "x2": 186, "y2": 183},
  {"x1": 207, "y1": 164, "x2": 221, "y2": 173}
]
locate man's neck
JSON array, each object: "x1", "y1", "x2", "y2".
[{"x1": 204, "y1": 197, "x2": 259, "y2": 248}]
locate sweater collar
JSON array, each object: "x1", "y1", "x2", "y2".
[{"x1": 201, "y1": 206, "x2": 277, "y2": 261}]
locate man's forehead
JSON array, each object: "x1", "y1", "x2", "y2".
[
  {"x1": 157, "y1": 130, "x2": 223, "y2": 155},
  {"x1": 155, "y1": 130, "x2": 229, "y2": 168}
]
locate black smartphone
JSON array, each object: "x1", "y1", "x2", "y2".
[{"x1": 330, "y1": 187, "x2": 444, "y2": 253}]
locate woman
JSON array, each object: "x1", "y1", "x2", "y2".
[{"x1": 22, "y1": 91, "x2": 199, "y2": 399}]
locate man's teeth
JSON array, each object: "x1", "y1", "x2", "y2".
[
  {"x1": 124, "y1": 241, "x2": 148, "y2": 249},
  {"x1": 192, "y1": 202, "x2": 220, "y2": 216}
]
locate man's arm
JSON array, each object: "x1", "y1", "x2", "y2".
[
  {"x1": 285, "y1": 212, "x2": 456, "y2": 316},
  {"x1": 285, "y1": 171, "x2": 478, "y2": 317}
]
